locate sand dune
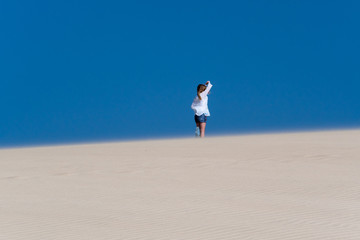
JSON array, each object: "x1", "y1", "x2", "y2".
[{"x1": 1, "y1": 129, "x2": 360, "y2": 239}]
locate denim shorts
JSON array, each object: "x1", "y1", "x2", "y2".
[{"x1": 194, "y1": 114, "x2": 207, "y2": 123}]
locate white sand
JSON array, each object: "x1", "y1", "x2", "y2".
[{"x1": 1, "y1": 129, "x2": 360, "y2": 239}]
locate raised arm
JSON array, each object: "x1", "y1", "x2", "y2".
[{"x1": 202, "y1": 81, "x2": 213, "y2": 95}]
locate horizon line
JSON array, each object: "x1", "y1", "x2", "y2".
[{"x1": 1, "y1": 125, "x2": 359, "y2": 150}]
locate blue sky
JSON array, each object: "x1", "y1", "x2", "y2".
[{"x1": 1, "y1": 0, "x2": 359, "y2": 147}]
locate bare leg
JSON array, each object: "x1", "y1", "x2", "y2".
[
  {"x1": 199, "y1": 122, "x2": 206, "y2": 138},
  {"x1": 194, "y1": 122, "x2": 200, "y2": 137}
]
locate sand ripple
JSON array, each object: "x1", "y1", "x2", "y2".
[{"x1": 1, "y1": 129, "x2": 360, "y2": 239}]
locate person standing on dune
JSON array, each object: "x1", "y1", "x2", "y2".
[{"x1": 191, "y1": 81, "x2": 213, "y2": 138}]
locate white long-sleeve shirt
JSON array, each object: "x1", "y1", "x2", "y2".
[{"x1": 191, "y1": 82, "x2": 213, "y2": 116}]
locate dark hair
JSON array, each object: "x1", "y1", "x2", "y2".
[{"x1": 197, "y1": 84, "x2": 206, "y2": 100}]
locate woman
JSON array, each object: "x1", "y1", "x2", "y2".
[{"x1": 191, "y1": 81, "x2": 213, "y2": 138}]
